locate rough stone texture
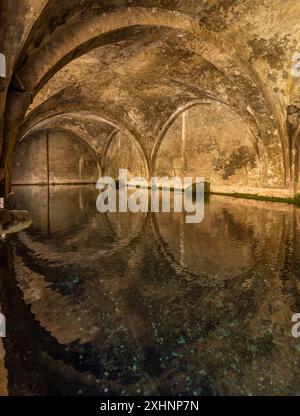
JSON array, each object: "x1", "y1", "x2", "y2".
[
  {"x1": 104, "y1": 131, "x2": 149, "y2": 179},
  {"x1": 12, "y1": 132, "x2": 48, "y2": 185},
  {"x1": 1, "y1": 1, "x2": 300, "y2": 196},
  {"x1": 156, "y1": 104, "x2": 261, "y2": 191},
  {"x1": 12, "y1": 130, "x2": 99, "y2": 185},
  {"x1": 0, "y1": 340, "x2": 8, "y2": 396}
]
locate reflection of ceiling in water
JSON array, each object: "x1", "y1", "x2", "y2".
[{"x1": 2, "y1": 187, "x2": 300, "y2": 395}]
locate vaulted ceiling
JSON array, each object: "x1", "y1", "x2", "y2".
[{"x1": 1, "y1": 0, "x2": 300, "y2": 194}]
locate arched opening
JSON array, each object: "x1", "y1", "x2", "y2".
[
  {"x1": 12, "y1": 129, "x2": 100, "y2": 185},
  {"x1": 155, "y1": 102, "x2": 261, "y2": 192},
  {"x1": 103, "y1": 130, "x2": 149, "y2": 179}
]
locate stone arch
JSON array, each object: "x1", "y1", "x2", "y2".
[
  {"x1": 101, "y1": 129, "x2": 150, "y2": 178},
  {"x1": 14, "y1": 5, "x2": 281, "y2": 148},
  {"x1": 16, "y1": 7, "x2": 235, "y2": 93},
  {"x1": 20, "y1": 125, "x2": 102, "y2": 178},
  {"x1": 23, "y1": 104, "x2": 128, "y2": 139},
  {"x1": 100, "y1": 129, "x2": 120, "y2": 176},
  {"x1": 22, "y1": 109, "x2": 150, "y2": 179},
  {"x1": 23, "y1": 103, "x2": 151, "y2": 172},
  {"x1": 22, "y1": 112, "x2": 118, "y2": 154},
  {"x1": 15, "y1": 6, "x2": 280, "y2": 155},
  {"x1": 151, "y1": 97, "x2": 266, "y2": 173},
  {"x1": 22, "y1": 114, "x2": 100, "y2": 143},
  {"x1": 152, "y1": 99, "x2": 265, "y2": 181},
  {"x1": 14, "y1": 126, "x2": 101, "y2": 185},
  {"x1": 153, "y1": 100, "x2": 263, "y2": 188},
  {"x1": 0, "y1": 5, "x2": 286, "y2": 195}
]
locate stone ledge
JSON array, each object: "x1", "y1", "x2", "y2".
[{"x1": 210, "y1": 185, "x2": 296, "y2": 199}]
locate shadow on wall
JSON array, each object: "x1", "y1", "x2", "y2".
[{"x1": 12, "y1": 130, "x2": 99, "y2": 185}]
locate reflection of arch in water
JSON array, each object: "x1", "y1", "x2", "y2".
[
  {"x1": 13, "y1": 182, "x2": 200, "y2": 281},
  {"x1": 3, "y1": 220, "x2": 297, "y2": 395},
  {"x1": 0, "y1": 242, "x2": 150, "y2": 395},
  {"x1": 149, "y1": 211, "x2": 196, "y2": 281},
  {"x1": 17, "y1": 187, "x2": 199, "y2": 282},
  {"x1": 6, "y1": 228, "x2": 206, "y2": 395},
  {"x1": 12, "y1": 210, "x2": 198, "y2": 361},
  {"x1": 16, "y1": 204, "x2": 149, "y2": 269}
]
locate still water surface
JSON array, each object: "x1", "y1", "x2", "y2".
[{"x1": 0, "y1": 185, "x2": 300, "y2": 396}]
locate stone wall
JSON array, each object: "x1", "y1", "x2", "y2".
[
  {"x1": 12, "y1": 132, "x2": 47, "y2": 185},
  {"x1": 104, "y1": 131, "x2": 148, "y2": 179},
  {"x1": 156, "y1": 104, "x2": 261, "y2": 193},
  {"x1": 12, "y1": 130, "x2": 99, "y2": 185}
]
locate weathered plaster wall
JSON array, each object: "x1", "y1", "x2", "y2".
[
  {"x1": 104, "y1": 131, "x2": 148, "y2": 179},
  {"x1": 12, "y1": 130, "x2": 99, "y2": 185},
  {"x1": 12, "y1": 132, "x2": 47, "y2": 185},
  {"x1": 49, "y1": 130, "x2": 99, "y2": 184},
  {"x1": 156, "y1": 104, "x2": 260, "y2": 193}
]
